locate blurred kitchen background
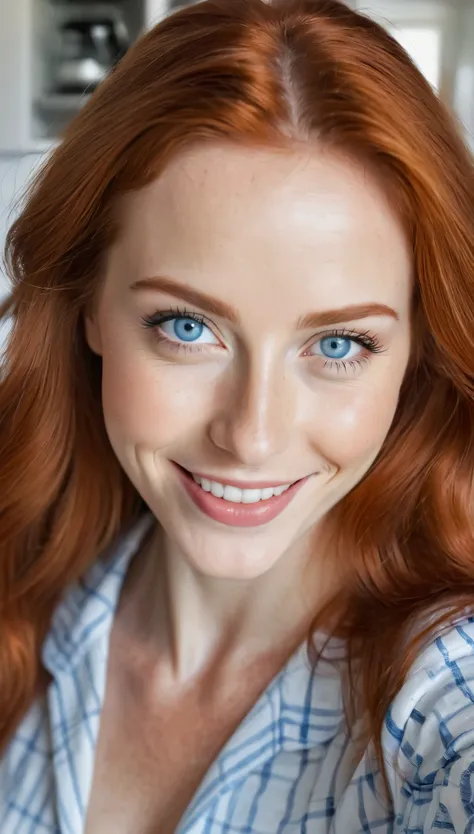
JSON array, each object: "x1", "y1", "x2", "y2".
[{"x1": 0, "y1": 0, "x2": 473, "y2": 310}]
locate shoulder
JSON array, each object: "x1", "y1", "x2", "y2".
[{"x1": 383, "y1": 617, "x2": 474, "y2": 832}]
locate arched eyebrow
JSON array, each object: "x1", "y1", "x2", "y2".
[
  {"x1": 131, "y1": 276, "x2": 240, "y2": 323},
  {"x1": 131, "y1": 276, "x2": 399, "y2": 327},
  {"x1": 297, "y1": 304, "x2": 399, "y2": 328}
]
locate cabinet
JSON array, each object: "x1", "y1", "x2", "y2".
[{"x1": 0, "y1": 0, "x2": 189, "y2": 154}]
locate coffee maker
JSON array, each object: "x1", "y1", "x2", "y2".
[{"x1": 53, "y1": 13, "x2": 130, "y2": 93}]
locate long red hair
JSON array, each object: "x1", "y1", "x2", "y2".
[{"x1": 2, "y1": 0, "x2": 474, "y2": 780}]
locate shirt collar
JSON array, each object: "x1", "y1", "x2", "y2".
[
  {"x1": 39, "y1": 513, "x2": 346, "y2": 832},
  {"x1": 41, "y1": 513, "x2": 155, "y2": 677}
]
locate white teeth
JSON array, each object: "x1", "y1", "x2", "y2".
[
  {"x1": 191, "y1": 474, "x2": 292, "y2": 504},
  {"x1": 241, "y1": 489, "x2": 263, "y2": 504},
  {"x1": 210, "y1": 481, "x2": 224, "y2": 498},
  {"x1": 223, "y1": 485, "x2": 243, "y2": 503}
]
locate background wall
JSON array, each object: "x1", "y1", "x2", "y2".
[
  {"x1": 453, "y1": 1, "x2": 474, "y2": 151},
  {"x1": 0, "y1": 154, "x2": 43, "y2": 295}
]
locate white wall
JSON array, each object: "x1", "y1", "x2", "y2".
[
  {"x1": 0, "y1": 154, "x2": 43, "y2": 348},
  {"x1": 0, "y1": 153, "x2": 43, "y2": 293},
  {"x1": 453, "y1": 2, "x2": 474, "y2": 151}
]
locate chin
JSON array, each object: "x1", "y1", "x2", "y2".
[
  {"x1": 186, "y1": 548, "x2": 283, "y2": 581},
  {"x1": 163, "y1": 520, "x2": 286, "y2": 579}
]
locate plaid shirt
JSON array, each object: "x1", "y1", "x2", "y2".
[{"x1": 1, "y1": 514, "x2": 474, "y2": 833}]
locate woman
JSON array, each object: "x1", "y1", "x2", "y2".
[{"x1": 1, "y1": 0, "x2": 474, "y2": 830}]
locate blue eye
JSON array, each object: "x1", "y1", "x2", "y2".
[
  {"x1": 171, "y1": 317, "x2": 203, "y2": 342},
  {"x1": 304, "y1": 328, "x2": 384, "y2": 372},
  {"x1": 319, "y1": 336, "x2": 354, "y2": 360},
  {"x1": 148, "y1": 314, "x2": 219, "y2": 346},
  {"x1": 307, "y1": 334, "x2": 367, "y2": 363}
]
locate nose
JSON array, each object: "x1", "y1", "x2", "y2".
[{"x1": 208, "y1": 353, "x2": 295, "y2": 467}]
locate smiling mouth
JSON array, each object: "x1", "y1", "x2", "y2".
[
  {"x1": 173, "y1": 464, "x2": 311, "y2": 528},
  {"x1": 190, "y1": 474, "x2": 295, "y2": 505}
]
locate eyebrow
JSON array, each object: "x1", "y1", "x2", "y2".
[
  {"x1": 298, "y1": 304, "x2": 399, "y2": 328},
  {"x1": 131, "y1": 276, "x2": 240, "y2": 323},
  {"x1": 130, "y1": 276, "x2": 399, "y2": 327}
]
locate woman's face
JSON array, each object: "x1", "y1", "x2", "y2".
[{"x1": 86, "y1": 143, "x2": 412, "y2": 579}]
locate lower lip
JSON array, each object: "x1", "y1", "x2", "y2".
[{"x1": 174, "y1": 464, "x2": 309, "y2": 528}]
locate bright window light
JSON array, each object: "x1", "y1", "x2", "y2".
[{"x1": 388, "y1": 26, "x2": 441, "y2": 89}]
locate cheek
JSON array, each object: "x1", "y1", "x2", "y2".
[
  {"x1": 98, "y1": 334, "x2": 220, "y2": 452},
  {"x1": 308, "y1": 375, "x2": 403, "y2": 467}
]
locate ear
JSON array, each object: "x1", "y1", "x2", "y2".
[{"x1": 84, "y1": 310, "x2": 103, "y2": 356}]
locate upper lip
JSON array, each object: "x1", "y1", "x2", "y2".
[{"x1": 175, "y1": 463, "x2": 306, "y2": 490}]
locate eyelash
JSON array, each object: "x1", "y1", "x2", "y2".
[
  {"x1": 141, "y1": 308, "x2": 385, "y2": 371},
  {"x1": 307, "y1": 327, "x2": 385, "y2": 373},
  {"x1": 141, "y1": 307, "x2": 214, "y2": 354}
]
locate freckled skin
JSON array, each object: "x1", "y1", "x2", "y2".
[{"x1": 86, "y1": 143, "x2": 411, "y2": 585}]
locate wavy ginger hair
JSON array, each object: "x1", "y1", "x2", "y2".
[{"x1": 1, "y1": 0, "x2": 474, "y2": 778}]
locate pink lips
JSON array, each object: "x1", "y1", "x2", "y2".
[{"x1": 174, "y1": 464, "x2": 308, "y2": 528}]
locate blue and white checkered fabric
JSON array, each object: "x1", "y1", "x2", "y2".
[{"x1": 2, "y1": 514, "x2": 474, "y2": 833}]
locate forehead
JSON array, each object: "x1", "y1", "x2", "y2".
[{"x1": 112, "y1": 142, "x2": 412, "y2": 317}]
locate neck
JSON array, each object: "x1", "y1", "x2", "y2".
[{"x1": 118, "y1": 521, "x2": 334, "y2": 685}]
